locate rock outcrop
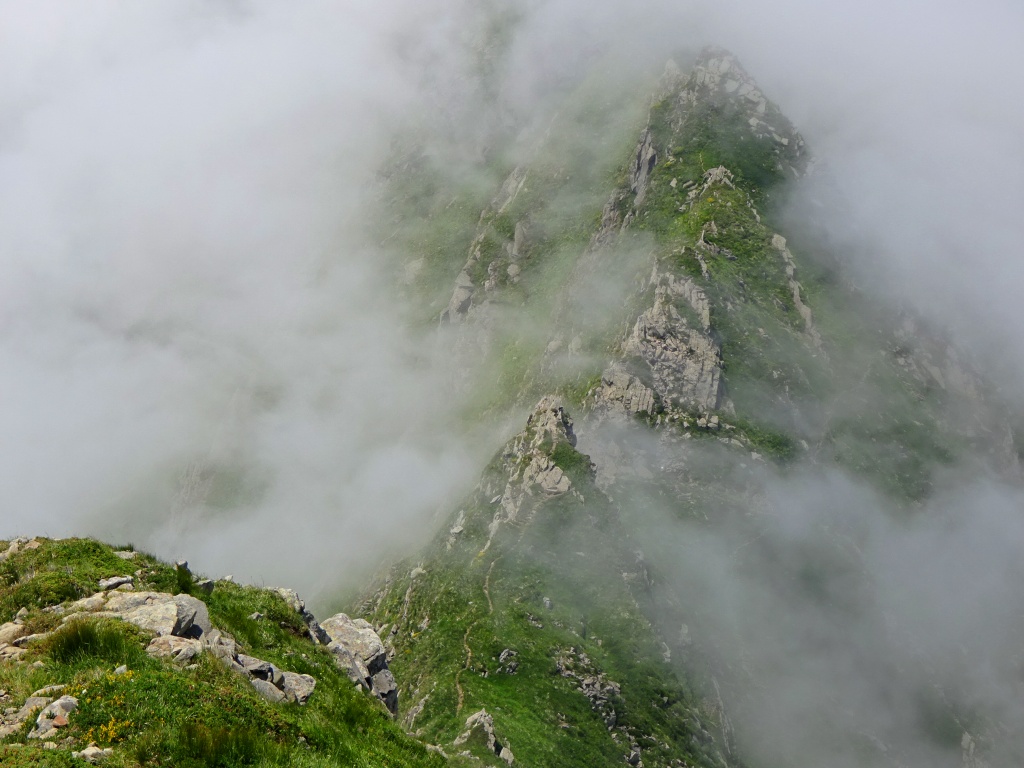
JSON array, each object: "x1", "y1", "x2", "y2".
[
  {"x1": 482, "y1": 397, "x2": 588, "y2": 552},
  {"x1": 454, "y1": 709, "x2": 514, "y2": 765},
  {"x1": 620, "y1": 264, "x2": 723, "y2": 413},
  {"x1": 45, "y1": 582, "x2": 317, "y2": 706},
  {"x1": 319, "y1": 613, "x2": 398, "y2": 716}
]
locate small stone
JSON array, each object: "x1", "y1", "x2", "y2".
[
  {"x1": 24, "y1": 540, "x2": 41, "y2": 550},
  {"x1": 16, "y1": 608, "x2": 28, "y2": 619},
  {"x1": 194, "y1": 579, "x2": 214, "y2": 595},
  {"x1": 114, "y1": 665, "x2": 128, "y2": 675},
  {"x1": 114, "y1": 550, "x2": 137, "y2": 560},
  {"x1": 248, "y1": 612, "x2": 264, "y2": 621}
]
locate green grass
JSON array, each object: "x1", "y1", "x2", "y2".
[{"x1": 0, "y1": 538, "x2": 445, "y2": 768}]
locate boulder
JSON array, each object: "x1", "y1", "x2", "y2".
[
  {"x1": 320, "y1": 614, "x2": 387, "y2": 674},
  {"x1": 454, "y1": 708, "x2": 512, "y2": 762},
  {"x1": 321, "y1": 614, "x2": 397, "y2": 715},
  {"x1": 146, "y1": 636, "x2": 203, "y2": 665},
  {"x1": 281, "y1": 672, "x2": 316, "y2": 705},
  {"x1": 0, "y1": 622, "x2": 28, "y2": 646},
  {"x1": 250, "y1": 678, "x2": 286, "y2": 703},
  {"x1": 237, "y1": 654, "x2": 285, "y2": 688},
  {"x1": 173, "y1": 594, "x2": 212, "y2": 638},
  {"x1": 327, "y1": 641, "x2": 371, "y2": 686}
]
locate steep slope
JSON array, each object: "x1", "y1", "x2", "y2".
[
  {"x1": 363, "y1": 46, "x2": 1023, "y2": 768},
  {"x1": 360, "y1": 399, "x2": 730, "y2": 768}
]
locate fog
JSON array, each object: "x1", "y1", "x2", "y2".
[
  {"x1": 0, "y1": 1, "x2": 485, "y2": 600},
  {"x1": 2, "y1": 1, "x2": 1023, "y2": 763}
]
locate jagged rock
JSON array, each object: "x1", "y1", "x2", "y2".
[
  {"x1": 454, "y1": 709, "x2": 513, "y2": 763},
  {"x1": 13, "y1": 632, "x2": 50, "y2": 648},
  {"x1": 631, "y1": 129, "x2": 657, "y2": 206},
  {"x1": 371, "y1": 669, "x2": 398, "y2": 714},
  {"x1": 200, "y1": 628, "x2": 237, "y2": 661},
  {"x1": 321, "y1": 614, "x2": 386, "y2": 673},
  {"x1": 321, "y1": 613, "x2": 397, "y2": 715},
  {"x1": 69, "y1": 593, "x2": 108, "y2": 612},
  {"x1": 0, "y1": 695, "x2": 49, "y2": 738},
  {"x1": 238, "y1": 654, "x2": 285, "y2": 688},
  {"x1": 146, "y1": 636, "x2": 203, "y2": 665},
  {"x1": 595, "y1": 365, "x2": 657, "y2": 417},
  {"x1": 622, "y1": 265, "x2": 722, "y2": 412},
  {"x1": 327, "y1": 641, "x2": 371, "y2": 685}
]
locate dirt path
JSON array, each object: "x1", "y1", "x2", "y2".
[{"x1": 456, "y1": 558, "x2": 500, "y2": 713}]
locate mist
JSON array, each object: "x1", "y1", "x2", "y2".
[
  {"x1": 2, "y1": 1, "x2": 1024, "y2": 762},
  {"x1": 0, "y1": 1, "x2": 489, "y2": 602}
]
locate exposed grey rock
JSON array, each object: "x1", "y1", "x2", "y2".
[
  {"x1": 28, "y1": 695, "x2": 77, "y2": 739},
  {"x1": 69, "y1": 593, "x2": 108, "y2": 612},
  {"x1": 327, "y1": 641, "x2": 371, "y2": 685},
  {"x1": 454, "y1": 709, "x2": 513, "y2": 763},
  {"x1": 321, "y1": 614, "x2": 386, "y2": 673},
  {"x1": 0, "y1": 695, "x2": 49, "y2": 738},
  {"x1": 321, "y1": 613, "x2": 397, "y2": 715},
  {"x1": 280, "y1": 671, "x2": 316, "y2": 705},
  {"x1": 481, "y1": 398, "x2": 586, "y2": 552},
  {"x1": 0, "y1": 642, "x2": 27, "y2": 661},
  {"x1": 622, "y1": 265, "x2": 723, "y2": 412},
  {"x1": 146, "y1": 635, "x2": 203, "y2": 665},
  {"x1": 630, "y1": 129, "x2": 657, "y2": 206},
  {"x1": 371, "y1": 668, "x2": 398, "y2": 714},
  {"x1": 594, "y1": 365, "x2": 657, "y2": 417},
  {"x1": 113, "y1": 550, "x2": 136, "y2": 560},
  {"x1": 98, "y1": 576, "x2": 133, "y2": 591},
  {"x1": 238, "y1": 654, "x2": 285, "y2": 688},
  {"x1": 172, "y1": 594, "x2": 212, "y2": 638},
  {"x1": 250, "y1": 677, "x2": 287, "y2": 703},
  {"x1": 13, "y1": 632, "x2": 50, "y2": 648}
]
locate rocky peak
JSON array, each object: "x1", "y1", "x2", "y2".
[{"x1": 476, "y1": 397, "x2": 594, "y2": 553}]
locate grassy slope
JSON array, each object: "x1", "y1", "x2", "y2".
[
  {"x1": 360, "y1": 433, "x2": 731, "y2": 768},
  {"x1": 0, "y1": 538, "x2": 443, "y2": 768}
]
